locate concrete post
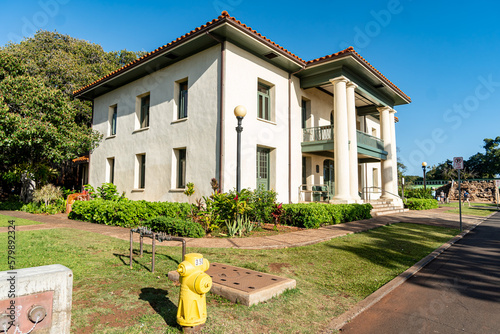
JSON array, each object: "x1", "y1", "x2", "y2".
[
  {"x1": 330, "y1": 76, "x2": 351, "y2": 202},
  {"x1": 378, "y1": 106, "x2": 395, "y2": 200},
  {"x1": 347, "y1": 82, "x2": 361, "y2": 201}
]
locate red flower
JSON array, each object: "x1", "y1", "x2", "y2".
[{"x1": 234, "y1": 195, "x2": 238, "y2": 201}]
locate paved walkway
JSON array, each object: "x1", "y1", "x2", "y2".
[
  {"x1": 338, "y1": 211, "x2": 500, "y2": 334},
  {"x1": 0, "y1": 208, "x2": 487, "y2": 249}
]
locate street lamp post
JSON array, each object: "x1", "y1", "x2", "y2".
[
  {"x1": 422, "y1": 162, "x2": 427, "y2": 191},
  {"x1": 234, "y1": 105, "x2": 247, "y2": 193}
]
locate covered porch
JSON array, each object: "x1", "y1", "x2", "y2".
[{"x1": 295, "y1": 56, "x2": 410, "y2": 204}]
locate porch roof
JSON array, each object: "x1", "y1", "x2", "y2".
[{"x1": 73, "y1": 11, "x2": 410, "y2": 107}]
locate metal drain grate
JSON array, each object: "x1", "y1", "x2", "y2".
[{"x1": 207, "y1": 263, "x2": 286, "y2": 293}]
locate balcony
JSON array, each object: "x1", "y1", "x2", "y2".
[{"x1": 301, "y1": 125, "x2": 388, "y2": 160}]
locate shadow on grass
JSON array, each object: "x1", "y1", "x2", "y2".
[
  {"x1": 325, "y1": 223, "x2": 448, "y2": 269},
  {"x1": 139, "y1": 287, "x2": 179, "y2": 328}
]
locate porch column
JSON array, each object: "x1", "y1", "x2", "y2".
[
  {"x1": 330, "y1": 76, "x2": 350, "y2": 202},
  {"x1": 347, "y1": 82, "x2": 361, "y2": 201},
  {"x1": 378, "y1": 106, "x2": 395, "y2": 200},
  {"x1": 389, "y1": 109, "x2": 399, "y2": 196}
]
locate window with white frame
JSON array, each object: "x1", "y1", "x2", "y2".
[
  {"x1": 173, "y1": 148, "x2": 186, "y2": 188},
  {"x1": 136, "y1": 94, "x2": 150, "y2": 129},
  {"x1": 109, "y1": 105, "x2": 117, "y2": 136},
  {"x1": 136, "y1": 154, "x2": 146, "y2": 189},
  {"x1": 178, "y1": 80, "x2": 188, "y2": 119},
  {"x1": 257, "y1": 81, "x2": 274, "y2": 121},
  {"x1": 106, "y1": 157, "x2": 115, "y2": 184}
]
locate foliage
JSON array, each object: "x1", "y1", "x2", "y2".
[
  {"x1": 0, "y1": 200, "x2": 24, "y2": 211},
  {"x1": 405, "y1": 198, "x2": 439, "y2": 210},
  {"x1": 183, "y1": 182, "x2": 195, "y2": 197},
  {"x1": 0, "y1": 31, "x2": 143, "y2": 190},
  {"x1": 202, "y1": 188, "x2": 253, "y2": 227},
  {"x1": 405, "y1": 187, "x2": 434, "y2": 199},
  {"x1": 33, "y1": 184, "x2": 62, "y2": 206},
  {"x1": 270, "y1": 203, "x2": 284, "y2": 225},
  {"x1": 20, "y1": 199, "x2": 66, "y2": 214},
  {"x1": 143, "y1": 216, "x2": 205, "y2": 238},
  {"x1": 281, "y1": 203, "x2": 373, "y2": 229},
  {"x1": 225, "y1": 215, "x2": 255, "y2": 237},
  {"x1": 96, "y1": 183, "x2": 124, "y2": 201},
  {"x1": 68, "y1": 199, "x2": 192, "y2": 227},
  {"x1": 249, "y1": 186, "x2": 277, "y2": 224}
]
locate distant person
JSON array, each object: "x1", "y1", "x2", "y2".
[
  {"x1": 463, "y1": 190, "x2": 471, "y2": 207},
  {"x1": 440, "y1": 190, "x2": 445, "y2": 204},
  {"x1": 431, "y1": 188, "x2": 436, "y2": 199}
]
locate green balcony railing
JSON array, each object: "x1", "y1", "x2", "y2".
[
  {"x1": 356, "y1": 130, "x2": 384, "y2": 151},
  {"x1": 302, "y1": 125, "x2": 385, "y2": 153},
  {"x1": 302, "y1": 125, "x2": 334, "y2": 142}
]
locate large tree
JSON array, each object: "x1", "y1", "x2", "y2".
[{"x1": 0, "y1": 31, "x2": 143, "y2": 192}]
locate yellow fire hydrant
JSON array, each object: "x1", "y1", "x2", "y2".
[{"x1": 176, "y1": 253, "x2": 212, "y2": 328}]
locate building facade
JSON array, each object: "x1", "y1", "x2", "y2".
[{"x1": 74, "y1": 11, "x2": 411, "y2": 205}]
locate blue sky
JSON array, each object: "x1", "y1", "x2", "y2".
[{"x1": 1, "y1": 0, "x2": 499, "y2": 175}]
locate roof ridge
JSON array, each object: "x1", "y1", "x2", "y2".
[{"x1": 73, "y1": 11, "x2": 409, "y2": 103}]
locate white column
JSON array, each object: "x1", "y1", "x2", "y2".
[
  {"x1": 330, "y1": 76, "x2": 351, "y2": 202},
  {"x1": 378, "y1": 106, "x2": 395, "y2": 200},
  {"x1": 389, "y1": 109, "x2": 399, "y2": 196},
  {"x1": 347, "y1": 82, "x2": 361, "y2": 201}
]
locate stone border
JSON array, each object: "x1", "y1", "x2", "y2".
[{"x1": 323, "y1": 211, "x2": 497, "y2": 333}]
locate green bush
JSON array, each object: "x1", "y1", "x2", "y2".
[
  {"x1": 144, "y1": 216, "x2": 205, "y2": 238},
  {"x1": 0, "y1": 200, "x2": 24, "y2": 211},
  {"x1": 280, "y1": 203, "x2": 372, "y2": 229},
  {"x1": 69, "y1": 199, "x2": 192, "y2": 227},
  {"x1": 20, "y1": 199, "x2": 65, "y2": 214},
  {"x1": 249, "y1": 186, "x2": 277, "y2": 224},
  {"x1": 405, "y1": 198, "x2": 438, "y2": 210},
  {"x1": 405, "y1": 188, "x2": 434, "y2": 199}
]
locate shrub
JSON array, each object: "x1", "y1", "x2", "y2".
[
  {"x1": 144, "y1": 216, "x2": 205, "y2": 238},
  {"x1": 20, "y1": 199, "x2": 65, "y2": 214},
  {"x1": 33, "y1": 184, "x2": 63, "y2": 206},
  {"x1": 69, "y1": 199, "x2": 192, "y2": 227},
  {"x1": 0, "y1": 200, "x2": 24, "y2": 211},
  {"x1": 405, "y1": 187, "x2": 433, "y2": 199},
  {"x1": 249, "y1": 186, "x2": 277, "y2": 224},
  {"x1": 280, "y1": 203, "x2": 372, "y2": 229},
  {"x1": 405, "y1": 198, "x2": 438, "y2": 210}
]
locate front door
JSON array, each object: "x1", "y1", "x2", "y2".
[
  {"x1": 323, "y1": 159, "x2": 335, "y2": 199},
  {"x1": 256, "y1": 147, "x2": 270, "y2": 190}
]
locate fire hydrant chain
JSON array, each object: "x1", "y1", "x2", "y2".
[{"x1": 7, "y1": 315, "x2": 41, "y2": 334}]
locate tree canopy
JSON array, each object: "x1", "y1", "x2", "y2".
[
  {"x1": 0, "y1": 31, "x2": 143, "y2": 188},
  {"x1": 420, "y1": 137, "x2": 500, "y2": 181}
]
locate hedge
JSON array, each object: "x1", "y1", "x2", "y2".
[
  {"x1": 280, "y1": 203, "x2": 373, "y2": 229},
  {"x1": 405, "y1": 198, "x2": 439, "y2": 210},
  {"x1": 68, "y1": 199, "x2": 192, "y2": 227},
  {"x1": 144, "y1": 217, "x2": 205, "y2": 238}
]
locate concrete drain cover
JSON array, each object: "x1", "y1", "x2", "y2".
[{"x1": 168, "y1": 262, "x2": 296, "y2": 306}]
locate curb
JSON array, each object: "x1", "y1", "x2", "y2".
[{"x1": 324, "y1": 211, "x2": 497, "y2": 333}]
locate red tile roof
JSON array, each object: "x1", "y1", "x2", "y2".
[
  {"x1": 73, "y1": 11, "x2": 410, "y2": 102},
  {"x1": 72, "y1": 155, "x2": 89, "y2": 163}
]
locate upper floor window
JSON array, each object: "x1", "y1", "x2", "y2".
[
  {"x1": 257, "y1": 82, "x2": 271, "y2": 121},
  {"x1": 108, "y1": 105, "x2": 117, "y2": 136},
  {"x1": 178, "y1": 80, "x2": 188, "y2": 119},
  {"x1": 139, "y1": 95, "x2": 150, "y2": 129}
]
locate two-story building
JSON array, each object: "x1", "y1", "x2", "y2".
[{"x1": 74, "y1": 11, "x2": 411, "y2": 206}]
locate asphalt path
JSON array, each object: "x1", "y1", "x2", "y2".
[{"x1": 340, "y1": 212, "x2": 500, "y2": 334}]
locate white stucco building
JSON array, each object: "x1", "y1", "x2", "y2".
[{"x1": 74, "y1": 11, "x2": 411, "y2": 205}]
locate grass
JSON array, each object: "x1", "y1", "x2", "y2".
[
  {"x1": 0, "y1": 214, "x2": 43, "y2": 226},
  {"x1": 439, "y1": 201, "x2": 499, "y2": 217},
  {"x1": 0, "y1": 214, "x2": 460, "y2": 333}
]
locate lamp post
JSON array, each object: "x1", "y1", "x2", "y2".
[
  {"x1": 234, "y1": 105, "x2": 247, "y2": 193},
  {"x1": 422, "y1": 162, "x2": 427, "y2": 191}
]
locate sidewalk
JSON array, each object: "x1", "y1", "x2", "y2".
[
  {"x1": 337, "y1": 210, "x2": 500, "y2": 333},
  {"x1": 0, "y1": 208, "x2": 486, "y2": 249}
]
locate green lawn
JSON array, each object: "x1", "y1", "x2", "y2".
[
  {"x1": 0, "y1": 216, "x2": 459, "y2": 334},
  {"x1": 440, "y1": 202, "x2": 499, "y2": 217},
  {"x1": 0, "y1": 214, "x2": 43, "y2": 227}
]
